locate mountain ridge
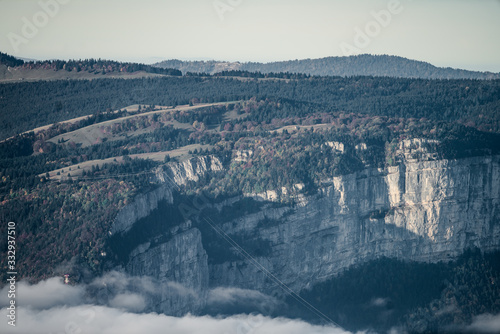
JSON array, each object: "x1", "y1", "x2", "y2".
[
  {"x1": 0, "y1": 51, "x2": 182, "y2": 83},
  {"x1": 2, "y1": 52, "x2": 499, "y2": 82},
  {"x1": 155, "y1": 54, "x2": 500, "y2": 80},
  {"x1": 1, "y1": 55, "x2": 499, "y2": 332}
]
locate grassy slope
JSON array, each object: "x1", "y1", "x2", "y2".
[
  {"x1": 26, "y1": 101, "x2": 241, "y2": 179},
  {"x1": 44, "y1": 143, "x2": 213, "y2": 181},
  {"x1": 0, "y1": 66, "x2": 166, "y2": 83}
]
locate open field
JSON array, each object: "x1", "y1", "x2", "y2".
[
  {"x1": 43, "y1": 143, "x2": 213, "y2": 181},
  {"x1": 35, "y1": 100, "x2": 241, "y2": 181},
  {"x1": 43, "y1": 121, "x2": 333, "y2": 182},
  {"x1": 271, "y1": 123, "x2": 334, "y2": 133},
  {"x1": 0, "y1": 65, "x2": 167, "y2": 83},
  {"x1": 47, "y1": 102, "x2": 240, "y2": 147},
  {"x1": 0, "y1": 104, "x2": 158, "y2": 143},
  {"x1": 222, "y1": 108, "x2": 250, "y2": 122},
  {"x1": 0, "y1": 64, "x2": 292, "y2": 84}
]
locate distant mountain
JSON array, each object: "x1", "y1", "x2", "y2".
[
  {"x1": 154, "y1": 54, "x2": 500, "y2": 80},
  {"x1": 2, "y1": 56, "x2": 500, "y2": 333},
  {"x1": 0, "y1": 52, "x2": 182, "y2": 82}
]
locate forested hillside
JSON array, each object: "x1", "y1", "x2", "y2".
[
  {"x1": 0, "y1": 51, "x2": 182, "y2": 83},
  {"x1": 1, "y1": 75, "x2": 499, "y2": 140},
  {"x1": 0, "y1": 64, "x2": 499, "y2": 333},
  {"x1": 1, "y1": 93, "x2": 500, "y2": 283},
  {"x1": 285, "y1": 249, "x2": 500, "y2": 332},
  {"x1": 155, "y1": 54, "x2": 500, "y2": 79},
  {"x1": 0, "y1": 52, "x2": 24, "y2": 67}
]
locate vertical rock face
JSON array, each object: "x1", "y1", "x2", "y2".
[
  {"x1": 111, "y1": 153, "x2": 500, "y2": 314},
  {"x1": 112, "y1": 185, "x2": 173, "y2": 234},
  {"x1": 112, "y1": 155, "x2": 223, "y2": 234},
  {"x1": 210, "y1": 155, "x2": 500, "y2": 293},
  {"x1": 389, "y1": 157, "x2": 499, "y2": 250},
  {"x1": 155, "y1": 155, "x2": 223, "y2": 186},
  {"x1": 111, "y1": 156, "x2": 222, "y2": 315},
  {"x1": 126, "y1": 224, "x2": 209, "y2": 315}
]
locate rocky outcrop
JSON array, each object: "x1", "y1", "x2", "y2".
[
  {"x1": 111, "y1": 148, "x2": 500, "y2": 315},
  {"x1": 126, "y1": 222, "x2": 209, "y2": 315},
  {"x1": 210, "y1": 155, "x2": 500, "y2": 293},
  {"x1": 154, "y1": 155, "x2": 223, "y2": 186},
  {"x1": 112, "y1": 155, "x2": 223, "y2": 234},
  {"x1": 112, "y1": 185, "x2": 173, "y2": 234},
  {"x1": 110, "y1": 155, "x2": 223, "y2": 314}
]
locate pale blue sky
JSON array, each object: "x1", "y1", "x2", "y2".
[{"x1": 0, "y1": 0, "x2": 499, "y2": 72}]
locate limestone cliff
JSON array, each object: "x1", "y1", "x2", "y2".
[
  {"x1": 110, "y1": 155, "x2": 222, "y2": 314},
  {"x1": 154, "y1": 154, "x2": 223, "y2": 186},
  {"x1": 112, "y1": 155, "x2": 223, "y2": 234},
  {"x1": 126, "y1": 222, "x2": 209, "y2": 315},
  {"x1": 110, "y1": 148, "x2": 500, "y2": 314},
  {"x1": 211, "y1": 155, "x2": 500, "y2": 293},
  {"x1": 112, "y1": 185, "x2": 173, "y2": 234}
]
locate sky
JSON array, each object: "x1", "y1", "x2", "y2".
[{"x1": 0, "y1": 0, "x2": 499, "y2": 72}]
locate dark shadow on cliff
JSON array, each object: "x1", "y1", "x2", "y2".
[
  {"x1": 102, "y1": 185, "x2": 500, "y2": 333},
  {"x1": 273, "y1": 249, "x2": 500, "y2": 333},
  {"x1": 106, "y1": 194, "x2": 186, "y2": 267}
]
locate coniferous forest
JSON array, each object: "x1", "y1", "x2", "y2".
[{"x1": 0, "y1": 54, "x2": 499, "y2": 333}]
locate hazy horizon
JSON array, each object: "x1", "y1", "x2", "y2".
[
  {"x1": 1, "y1": 0, "x2": 499, "y2": 73},
  {"x1": 9, "y1": 53, "x2": 500, "y2": 75}
]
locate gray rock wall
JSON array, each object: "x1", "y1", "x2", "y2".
[
  {"x1": 210, "y1": 155, "x2": 500, "y2": 293},
  {"x1": 112, "y1": 153, "x2": 500, "y2": 314}
]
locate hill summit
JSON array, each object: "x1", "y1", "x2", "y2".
[{"x1": 155, "y1": 54, "x2": 500, "y2": 80}]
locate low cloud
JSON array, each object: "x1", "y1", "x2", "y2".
[
  {"x1": 0, "y1": 274, "x2": 354, "y2": 334},
  {"x1": 370, "y1": 297, "x2": 388, "y2": 308},
  {"x1": 465, "y1": 313, "x2": 500, "y2": 333},
  {"x1": 109, "y1": 293, "x2": 146, "y2": 312},
  {"x1": 0, "y1": 306, "x2": 352, "y2": 334},
  {"x1": 0, "y1": 277, "x2": 84, "y2": 310},
  {"x1": 208, "y1": 287, "x2": 275, "y2": 305},
  {"x1": 206, "y1": 287, "x2": 282, "y2": 315},
  {"x1": 90, "y1": 271, "x2": 155, "y2": 293},
  {"x1": 85, "y1": 270, "x2": 159, "y2": 308},
  {"x1": 165, "y1": 281, "x2": 198, "y2": 298}
]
